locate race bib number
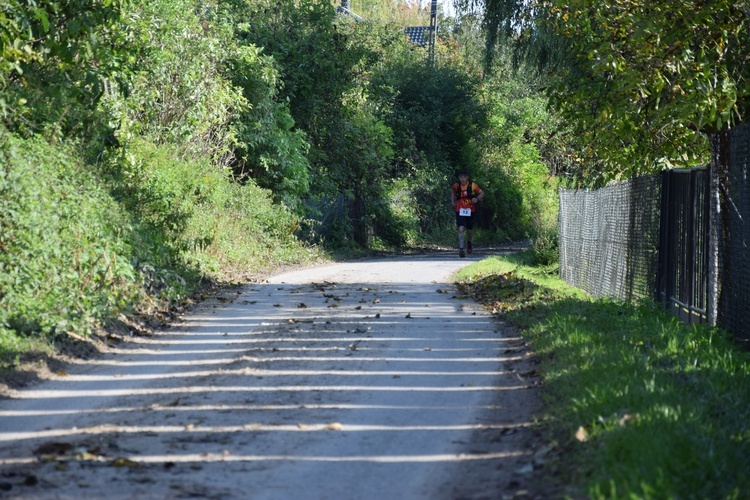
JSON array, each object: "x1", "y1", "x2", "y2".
[{"x1": 459, "y1": 207, "x2": 472, "y2": 217}]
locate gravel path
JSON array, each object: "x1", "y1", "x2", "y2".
[{"x1": 0, "y1": 249, "x2": 548, "y2": 499}]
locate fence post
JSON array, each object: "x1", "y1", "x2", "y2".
[
  {"x1": 656, "y1": 171, "x2": 669, "y2": 307},
  {"x1": 707, "y1": 135, "x2": 722, "y2": 327}
]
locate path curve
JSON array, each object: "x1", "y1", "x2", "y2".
[{"x1": 0, "y1": 249, "x2": 546, "y2": 499}]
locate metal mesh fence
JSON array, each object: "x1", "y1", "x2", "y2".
[
  {"x1": 656, "y1": 168, "x2": 710, "y2": 324},
  {"x1": 559, "y1": 175, "x2": 662, "y2": 301},
  {"x1": 718, "y1": 122, "x2": 750, "y2": 341},
  {"x1": 557, "y1": 123, "x2": 750, "y2": 341}
]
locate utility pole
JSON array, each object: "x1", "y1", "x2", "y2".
[
  {"x1": 337, "y1": 0, "x2": 362, "y2": 21},
  {"x1": 428, "y1": 0, "x2": 437, "y2": 66}
]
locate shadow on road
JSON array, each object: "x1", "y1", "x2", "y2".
[{"x1": 0, "y1": 261, "x2": 543, "y2": 499}]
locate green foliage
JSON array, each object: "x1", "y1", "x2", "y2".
[
  {"x1": 226, "y1": 0, "x2": 389, "y2": 243},
  {"x1": 372, "y1": 178, "x2": 421, "y2": 248},
  {"x1": 457, "y1": 252, "x2": 750, "y2": 498},
  {"x1": 369, "y1": 33, "x2": 491, "y2": 243},
  {"x1": 375, "y1": 56, "x2": 484, "y2": 170},
  {"x1": 224, "y1": 43, "x2": 311, "y2": 212},
  {"x1": 106, "y1": 139, "x2": 214, "y2": 265},
  {"x1": 531, "y1": 227, "x2": 558, "y2": 266},
  {"x1": 470, "y1": 52, "x2": 560, "y2": 240},
  {"x1": 346, "y1": 0, "x2": 432, "y2": 26},
  {"x1": 1, "y1": 0, "x2": 134, "y2": 143},
  {"x1": 482, "y1": 0, "x2": 750, "y2": 185},
  {"x1": 102, "y1": 137, "x2": 313, "y2": 276},
  {"x1": 0, "y1": 122, "x2": 318, "y2": 364},
  {"x1": 0, "y1": 127, "x2": 139, "y2": 342},
  {"x1": 110, "y1": 0, "x2": 239, "y2": 163},
  {"x1": 177, "y1": 170, "x2": 316, "y2": 275},
  {"x1": 230, "y1": 0, "x2": 358, "y2": 139}
]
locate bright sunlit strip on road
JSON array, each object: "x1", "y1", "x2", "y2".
[
  {"x1": 120, "y1": 336, "x2": 512, "y2": 345},
  {"x1": 12, "y1": 384, "x2": 528, "y2": 399},
  {"x1": 0, "y1": 421, "x2": 535, "y2": 442},
  {"x1": 0, "y1": 402, "x2": 509, "y2": 417},
  {"x1": 54, "y1": 356, "x2": 524, "y2": 367},
  {"x1": 58, "y1": 369, "x2": 512, "y2": 381},
  {"x1": 0, "y1": 450, "x2": 530, "y2": 466}
]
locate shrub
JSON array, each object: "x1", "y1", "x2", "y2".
[
  {"x1": 531, "y1": 227, "x2": 559, "y2": 266},
  {"x1": 0, "y1": 128, "x2": 139, "y2": 343}
]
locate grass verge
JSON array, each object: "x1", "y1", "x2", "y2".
[{"x1": 455, "y1": 251, "x2": 750, "y2": 499}]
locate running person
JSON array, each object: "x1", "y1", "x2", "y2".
[{"x1": 450, "y1": 170, "x2": 484, "y2": 258}]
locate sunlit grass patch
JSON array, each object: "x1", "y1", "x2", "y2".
[{"x1": 455, "y1": 250, "x2": 750, "y2": 499}]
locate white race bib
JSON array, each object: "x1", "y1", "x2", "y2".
[{"x1": 459, "y1": 207, "x2": 472, "y2": 217}]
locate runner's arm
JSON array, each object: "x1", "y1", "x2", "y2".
[{"x1": 472, "y1": 184, "x2": 485, "y2": 204}]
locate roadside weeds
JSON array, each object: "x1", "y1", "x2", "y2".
[{"x1": 455, "y1": 251, "x2": 750, "y2": 499}]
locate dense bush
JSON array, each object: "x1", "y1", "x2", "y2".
[
  {"x1": 103, "y1": 138, "x2": 311, "y2": 277},
  {"x1": 0, "y1": 126, "x2": 316, "y2": 363},
  {"x1": 0, "y1": 128, "x2": 139, "y2": 343}
]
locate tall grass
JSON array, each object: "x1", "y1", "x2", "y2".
[{"x1": 455, "y1": 252, "x2": 750, "y2": 499}]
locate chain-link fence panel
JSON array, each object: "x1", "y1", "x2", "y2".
[
  {"x1": 559, "y1": 175, "x2": 662, "y2": 301},
  {"x1": 718, "y1": 122, "x2": 750, "y2": 341}
]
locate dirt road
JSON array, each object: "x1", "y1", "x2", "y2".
[{"x1": 0, "y1": 249, "x2": 547, "y2": 499}]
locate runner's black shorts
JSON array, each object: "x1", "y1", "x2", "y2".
[{"x1": 455, "y1": 212, "x2": 474, "y2": 229}]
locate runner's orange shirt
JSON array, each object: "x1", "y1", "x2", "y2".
[{"x1": 453, "y1": 182, "x2": 482, "y2": 213}]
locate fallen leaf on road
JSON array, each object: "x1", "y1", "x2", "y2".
[
  {"x1": 111, "y1": 457, "x2": 140, "y2": 468},
  {"x1": 575, "y1": 426, "x2": 588, "y2": 442}
]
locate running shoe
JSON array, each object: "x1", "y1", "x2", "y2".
[
  {"x1": 459, "y1": 248, "x2": 466, "y2": 258},
  {"x1": 467, "y1": 241, "x2": 473, "y2": 254}
]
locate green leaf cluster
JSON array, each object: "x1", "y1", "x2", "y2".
[
  {"x1": 0, "y1": 127, "x2": 138, "y2": 341},
  {"x1": 481, "y1": 0, "x2": 750, "y2": 185}
]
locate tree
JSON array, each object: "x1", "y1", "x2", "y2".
[
  {"x1": 543, "y1": 0, "x2": 750, "y2": 184},
  {"x1": 1, "y1": 0, "x2": 134, "y2": 145},
  {"x1": 476, "y1": 0, "x2": 750, "y2": 185}
]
